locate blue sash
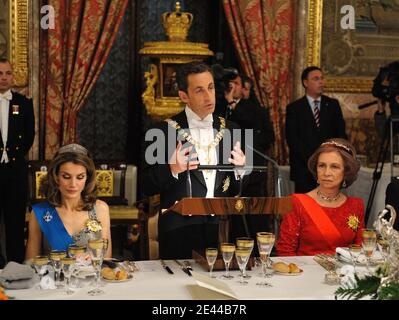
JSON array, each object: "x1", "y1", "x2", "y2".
[{"x1": 32, "y1": 202, "x2": 74, "y2": 251}]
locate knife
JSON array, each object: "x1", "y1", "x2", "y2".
[
  {"x1": 160, "y1": 259, "x2": 174, "y2": 274},
  {"x1": 175, "y1": 260, "x2": 192, "y2": 276}
]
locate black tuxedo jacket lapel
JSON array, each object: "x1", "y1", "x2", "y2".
[{"x1": 7, "y1": 96, "x2": 16, "y2": 146}]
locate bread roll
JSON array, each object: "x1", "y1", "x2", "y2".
[
  {"x1": 101, "y1": 267, "x2": 115, "y2": 280},
  {"x1": 288, "y1": 263, "x2": 301, "y2": 273},
  {"x1": 115, "y1": 269, "x2": 128, "y2": 280},
  {"x1": 273, "y1": 262, "x2": 290, "y2": 273}
]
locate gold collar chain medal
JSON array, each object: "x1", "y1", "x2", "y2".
[{"x1": 166, "y1": 117, "x2": 226, "y2": 168}]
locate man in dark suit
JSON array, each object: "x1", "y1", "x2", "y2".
[
  {"x1": 285, "y1": 66, "x2": 347, "y2": 193},
  {"x1": 0, "y1": 58, "x2": 35, "y2": 263},
  {"x1": 142, "y1": 62, "x2": 246, "y2": 259}
]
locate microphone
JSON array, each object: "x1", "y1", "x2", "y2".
[{"x1": 358, "y1": 100, "x2": 378, "y2": 110}]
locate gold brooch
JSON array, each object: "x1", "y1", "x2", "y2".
[
  {"x1": 85, "y1": 219, "x2": 102, "y2": 233},
  {"x1": 222, "y1": 176, "x2": 230, "y2": 193},
  {"x1": 347, "y1": 214, "x2": 360, "y2": 232}
]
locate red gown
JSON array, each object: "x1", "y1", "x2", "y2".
[{"x1": 276, "y1": 194, "x2": 365, "y2": 256}]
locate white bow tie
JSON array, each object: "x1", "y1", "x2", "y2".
[
  {"x1": 0, "y1": 91, "x2": 12, "y2": 101},
  {"x1": 191, "y1": 118, "x2": 213, "y2": 129}
]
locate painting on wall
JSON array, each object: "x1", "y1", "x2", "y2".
[
  {"x1": 306, "y1": 0, "x2": 399, "y2": 92},
  {"x1": 162, "y1": 63, "x2": 180, "y2": 97},
  {"x1": 0, "y1": 0, "x2": 29, "y2": 86},
  {"x1": 0, "y1": 0, "x2": 10, "y2": 59}
]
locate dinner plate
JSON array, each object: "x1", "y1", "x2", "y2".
[
  {"x1": 274, "y1": 270, "x2": 303, "y2": 276},
  {"x1": 102, "y1": 274, "x2": 133, "y2": 283}
]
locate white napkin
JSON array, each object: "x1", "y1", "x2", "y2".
[
  {"x1": 336, "y1": 247, "x2": 382, "y2": 264},
  {"x1": 339, "y1": 265, "x2": 356, "y2": 288},
  {"x1": 40, "y1": 273, "x2": 57, "y2": 290}
]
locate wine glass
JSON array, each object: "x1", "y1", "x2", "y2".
[
  {"x1": 49, "y1": 250, "x2": 67, "y2": 288},
  {"x1": 61, "y1": 257, "x2": 76, "y2": 295},
  {"x1": 205, "y1": 248, "x2": 218, "y2": 278},
  {"x1": 220, "y1": 243, "x2": 235, "y2": 279},
  {"x1": 236, "y1": 238, "x2": 254, "y2": 279},
  {"x1": 87, "y1": 239, "x2": 105, "y2": 296},
  {"x1": 348, "y1": 244, "x2": 362, "y2": 275},
  {"x1": 362, "y1": 229, "x2": 377, "y2": 274},
  {"x1": 256, "y1": 232, "x2": 275, "y2": 286},
  {"x1": 32, "y1": 255, "x2": 49, "y2": 289},
  {"x1": 235, "y1": 247, "x2": 251, "y2": 285},
  {"x1": 68, "y1": 245, "x2": 86, "y2": 259},
  {"x1": 102, "y1": 238, "x2": 109, "y2": 257}
]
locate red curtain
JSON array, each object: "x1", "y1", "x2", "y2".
[
  {"x1": 41, "y1": 0, "x2": 128, "y2": 159},
  {"x1": 223, "y1": 0, "x2": 296, "y2": 164}
]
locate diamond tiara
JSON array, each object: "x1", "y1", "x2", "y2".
[
  {"x1": 320, "y1": 141, "x2": 352, "y2": 155},
  {"x1": 58, "y1": 143, "x2": 88, "y2": 156}
]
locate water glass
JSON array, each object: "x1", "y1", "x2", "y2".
[
  {"x1": 87, "y1": 239, "x2": 105, "y2": 296},
  {"x1": 61, "y1": 257, "x2": 76, "y2": 295},
  {"x1": 236, "y1": 238, "x2": 254, "y2": 279},
  {"x1": 49, "y1": 250, "x2": 67, "y2": 288},
  {"x1": 32, "y1": 255, "x2": 49, "y2": 289}
]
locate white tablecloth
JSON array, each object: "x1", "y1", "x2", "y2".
[
  {"x1": 6, "y1": 257, "x2": 339, "y2": 300},
  {"x1": 279, "y1": 165, "x2": 395, "y2": 228}
]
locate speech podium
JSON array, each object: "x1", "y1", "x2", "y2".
[{"x1": 162, "y1": 196, "x2": 292, "y2": 270}]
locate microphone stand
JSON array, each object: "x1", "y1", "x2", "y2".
[
  {"x1": 186, "y1": 160, "x2": 192, "y2": 198},
  {"x1": 245, "y1": 145, "x2": 283, "y2": 237}
]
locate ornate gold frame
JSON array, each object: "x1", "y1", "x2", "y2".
[
  {"x1": 9, "y1": 0, "x2": 29, "y2": 87},
  {"x1": 306, "y1": 0, "x2": 372, "y2": 93}
]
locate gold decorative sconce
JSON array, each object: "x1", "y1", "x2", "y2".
[{"x1": 139, "y1": 2, "x2": 213, "y2": 120}]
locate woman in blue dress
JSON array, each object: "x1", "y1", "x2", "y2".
[{"x1": 25, "y1": 144, "x2": 111, "y2": 260}]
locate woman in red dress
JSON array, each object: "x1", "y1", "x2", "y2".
[{"x1": 277, "y1": 138, "x2": 365, "y2": 256}]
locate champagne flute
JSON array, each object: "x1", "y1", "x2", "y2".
[
  {"x1": 236, "y1": 238, "x2": 254, "y2": 279},
  {"x1": 49, "y1": 250, "x2": 67, "y2": 288},
  {"x1": 235, "y1": 247, "x2": 251, "y2": 285},
  {"x1": 32, "y1": 255, "x2": 49, "y2": 289},
  {"x1": 362, "y1": 229, "x2": 377, "y2": 274},
  {"x1": 205, "y1": 248, "x2": 218, "y2": 278},
  {"x1": 220, "y1": 243, "x2": 235, "y2": 279},
  {"x1": 87, "y1": 239, "x2": 105, "y2": 296},
  {"x1": 256, "y1": 232, "x2": 275, "y2": 286},
  {"x1": 348, "y1": 244, "x2": 362, "y2": 275},
  {"x1": 61, "y1": 257, "x2": 76, "y2": 295}
]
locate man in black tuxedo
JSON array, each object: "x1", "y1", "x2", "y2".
[
  {"x1": 285, "y1": 66, "x2": 347, "y2": 193},
  {"x1": 0, "y1": 59, "x2": 35, "y2": 263},
  {"x1": 142, "y1": 62, "x2": 246, "y2": 259},
  {"x1": 221, "y1": 74, "x2": 275, "y2": 196}
]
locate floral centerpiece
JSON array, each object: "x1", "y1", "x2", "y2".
[{"x1": 335, "y1": 205, "x2": 399, "y2": 300}]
